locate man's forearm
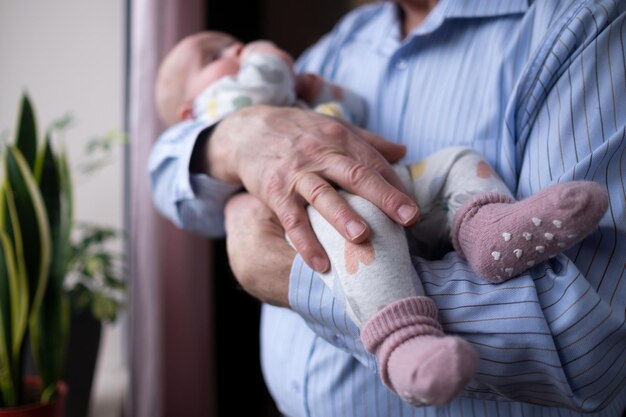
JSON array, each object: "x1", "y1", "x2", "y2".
[{"x1": 224, "y1": 193, "x2": 294, "y2": 307}]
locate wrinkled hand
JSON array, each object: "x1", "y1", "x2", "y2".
[
  {"x1": 209, "y1": 105, "x2": 419, "y2": 272},
  {"x1": 224, "y1": 193, "x2": 294, "y2": 307}
]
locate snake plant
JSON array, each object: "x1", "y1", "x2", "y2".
[{"x1": 0, "y1": 94, "x2": 72, "y2": 407}]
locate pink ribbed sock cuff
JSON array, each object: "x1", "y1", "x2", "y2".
[
  {"x1": 450, "y1": 192, "x2": 516, "y2": 259},
  {"x1": 360, "y1": 297, "x2": 444, "y2": 388},
  {"x1": 360, "y1": 297, "x2": 441, "y2": 352}
]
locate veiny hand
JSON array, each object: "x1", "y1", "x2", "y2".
[
  {"x1": 224, "y1": 193, "x2": 294, "y2": 307},
  {"x1": 209, "y1": 105, "x2": 419, "y2": 273}
]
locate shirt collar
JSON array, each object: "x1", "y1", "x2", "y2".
[
  {"x1": 415, "y1": 0, "x2": 530, "y2": 36},
  {"x1": 442, "y1": 0, "x2": 529, "y2": 19},
  {"x1": 371, "y1": 0, "x2": 529, "y2": 54}
]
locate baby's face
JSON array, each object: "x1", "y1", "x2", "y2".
[{"x1": 186, "y1": 33, "x2": 244, "y2": 101}]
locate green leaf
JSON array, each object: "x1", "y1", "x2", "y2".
[
  {"x1": 32, "y1": 136, "x2": 72, "y2": 395},
  {"x1": 5, "y1": 146, "x2": 51, "y2": 318},
  {"x1": 5, "y1": 146, "x2": 53, "y2": 403},
  {"x1": 47, "y1": 113, "x2": 73, "y2": 134},
  {"x1": 15, "y1": 94, "x2": 38, "y2": 171},
  {"x1": 2, "y1": 185, "x2": 29, "y2": 363},
  {"x1": 32, "y1": 288, "x2": 70, "y2": 399},
  {"x1": 0, "y1": 232, "x2": 18, "y2": 407},
  {"x1": 36, "y1": 136, "x2": 71, "y2": 284}
]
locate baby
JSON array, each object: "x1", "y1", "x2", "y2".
[{"x1": 155, "y1": 31, "x2": 609, "y2": 406}]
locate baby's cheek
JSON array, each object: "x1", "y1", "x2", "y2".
[{"x1": 189, "y1": 59, "x2": 239, "y2": 98}]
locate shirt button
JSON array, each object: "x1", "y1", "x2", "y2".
[
  {"x1": 396, "y1": 59, "x2": 408, "y2": 70},
  {"x1": 291, "y1": 381, "x2": 300, "y2": 393}
]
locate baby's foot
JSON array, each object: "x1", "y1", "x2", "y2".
[
  {"x1": 452, "y1": 181, "x2": 609, "y2": 282},
  {"x1": 361, "y1": 297, "x2": 478, "y2": 405},
  {"x1": 387, "y1": 335, "x2": 477, "y2": 405}
]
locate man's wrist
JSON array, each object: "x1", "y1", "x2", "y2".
[
  {"x1": 199, "y1": 118, "x2": 241, "y2": 185},
  {"x1": 189, "y1": 126, "x2": 213, "y2": 174}
]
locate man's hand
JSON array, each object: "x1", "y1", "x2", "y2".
[
  {"x1": 224, "y1": 193, "x2": 295, "y2": 307},
  {"x1": 209, "y1": 105, "x2": 419, "y2": 273}
]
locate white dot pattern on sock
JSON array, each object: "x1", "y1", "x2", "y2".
[{"x1": 484, "y1": 216, "x2": 573, "y2": 282}]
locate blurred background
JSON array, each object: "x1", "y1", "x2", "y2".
[{"x1": 0, "y1": 0, "x2": 366, "y2": 416}]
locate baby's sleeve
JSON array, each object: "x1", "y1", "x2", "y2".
[
  {"x1": 194, "y1": 53, "x2": 296, "y2": 124},
  {"x1": 235, "y1": 53, "x2": 297, "y2": 106},
  {"x1": 307, "y1": 79, "x2": 367, "y2": 126}
]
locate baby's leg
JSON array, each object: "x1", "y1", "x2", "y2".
[
  {"x1": 407, "y1": 147, "x2": 609, "y2": 282},
  {"x1": 307, "y1": 192, "x2": 477, "y2": 405},
  {"x1": 451, "y1": 181, "x2": 608, "y2": 282}
]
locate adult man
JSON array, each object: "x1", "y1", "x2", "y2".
[{"x1": 150, "y1": 0, "x2": 626, "y2": 415}]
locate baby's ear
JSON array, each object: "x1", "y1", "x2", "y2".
[{"x1": 177, "y1": 102, "x2": 194, "y2": 121}]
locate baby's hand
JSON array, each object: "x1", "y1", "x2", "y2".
[
  {"x1": 242, "y1": 40, "x2": 294, "y2": 67},
  {"x1": 296, "y1": 73, "x2": 324, "y2": 104}
]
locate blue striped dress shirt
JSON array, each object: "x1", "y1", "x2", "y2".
[{"x1": 148, "y1": 0, "x2": 626, "y2": 416}]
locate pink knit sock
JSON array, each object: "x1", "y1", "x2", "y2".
[
  {"x1": 451, "y1": 181, "x2": 609, "y2": 283},
  {"x1": 360, "y1": 297, "x2": 478, "y2": 405}
]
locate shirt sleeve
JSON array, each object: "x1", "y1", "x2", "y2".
[
  {"x1": 148, "y1": 119, "x2": 241, "y2": 237},
  {"x1": 288, "y1": 1, "x2": 626, "y2": 412},
  {"x1": 236, "y1": 53, "x2": 296, "y2": 105}
]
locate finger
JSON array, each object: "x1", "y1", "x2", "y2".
[
  {"x1": 295, "y1": 172, "x2": 371, "y2": 244},
  {"x1": 272, "y1": 198, "x2": 331, "y2": 273},
  {"x1": 335, "y1": 123, "x2": 410, "y2": 194},
  {"x1": 324, "y1": 155, "x2": 420, "y2": 226},
  {"x1": 350, "y1": 139, "x2": 411, "y2": 195},
  {"x1": 347, "y1": 124, "x2": 407, "y2": 163}
]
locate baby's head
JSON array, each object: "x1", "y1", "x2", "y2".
[
  {"x1": 155, "y1": 31, "x2": 294, "y2": 125},
  {"x1": 155, "y1": 31, "x2": 242, "y2": 125}
]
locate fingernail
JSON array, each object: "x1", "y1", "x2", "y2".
[
  {"x1": 397, "y1": 204, "x2": 418, "y2": 224},
  {"x1": 346, "y1": 220, "x2": 367, "y2": 240},
  {"x1": 312, "y1": 256, "x2": 328, "y2": 272}
]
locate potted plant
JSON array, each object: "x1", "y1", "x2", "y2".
[
  {"x1": 2, "y1": 94, "x2": 127, "y2": 417},
  {"x1": 63, "y1": 222, "x2": 125, "y2": 417},
  {"x1": 0, "y1": 93, "x2": 74, "y2": 416}
]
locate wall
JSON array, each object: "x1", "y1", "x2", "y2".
[{"x1": 0, "y1": 0, "x2": 124, "y2": 230}]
